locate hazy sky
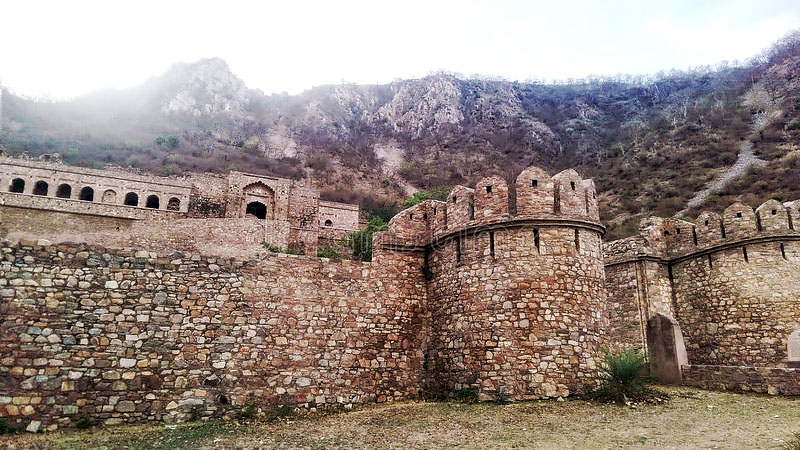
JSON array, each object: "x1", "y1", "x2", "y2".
[{"x1": 2, "y1": 0, "x2": 798, "y2": 99}]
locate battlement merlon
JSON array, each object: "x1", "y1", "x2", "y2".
[{"x1": 605, "y1": 199, "x2": 800, "y2": 262}]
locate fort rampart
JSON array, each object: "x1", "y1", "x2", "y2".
[
  {"x1": 1, "y1": 163, "x2": 611, "y2": 430},
  {"x1": 604, "y1": 199, "x2": 800, "y2": 394}
]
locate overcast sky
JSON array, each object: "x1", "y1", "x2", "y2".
[{"x1": 1, "y1": 0, "x2": 798, "y2": 100}]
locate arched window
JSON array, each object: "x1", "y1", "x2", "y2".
[
  {"x1": 102, "y1": 189, "x2": 117, "y2": 204},
  {"x1": 324, "y1": 219, "x2": 333, "y2": 227},
  {"x1": 246, "y1": 201, "x2": 267, "y2": 220},
  {"x1": 167, "y1": 197, "x2": 180, "y2": 211},
  {"x1": 56, "y1": 184, "x2": 72, "y2": 199},
  {"x1": 789, "y1": 330, "x2": 800, "y2": 362},
  {"x1": 33, "y1": 181, "x2": 49, "y2": 196},
  {"x1": 9, "y1": 178, "x2": 24, "y2": 193},
  {"x1": 124, "y1": 192, "x2": 139, "y2": 206},
  {"x1": 79, "y1": 186, "x2": 94, "y2": 202},
  {"x1": 145, "y1": 195, "x2": 160, "y2": 209}
]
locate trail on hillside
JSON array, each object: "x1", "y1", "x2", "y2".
[{"x1": 679, "y1": 135, "x2": 766, "y2": 216}]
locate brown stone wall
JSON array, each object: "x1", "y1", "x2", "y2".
[
  {"x1": 1, "y1": 206, "x2": 136, "y2": 240},
  {"x1": 681, "y1": 364, "x2": 800, "y2": 395},
  {"x1": 186, "y1": 173, "x2": 228, "y2": 218},
  {"x1": 0, "y1": 241, "x2": 427, "y2": 431},
  {"x1": 672, "y1": 240, "x2": 800, "y2": 367},
  {"x1": 425, "y1": 225, "x2": 607, "y2": 400},
  {"x1": 604, "y1": 199, "x2": 800, "y2": 371},
  {"x1": 603, "y1": 261, "x2": 647, "y2": 352}
]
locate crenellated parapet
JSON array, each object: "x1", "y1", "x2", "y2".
[
  {"x1": 376, "y1": 165, "x2": 602, "y2": 254},
  {"x1": 613, "y1": 200, "x2": 800, "y2": 261}
]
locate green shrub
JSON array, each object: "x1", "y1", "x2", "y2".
[
  {"x1": 402, "y1": 186, "x2": 451, "y2": 208},
  {"x1": 243, "y1": 136, "x2": 260, "y2": 152},
  {"x1": 268, "y1": 405, "x2": 294, "y2": 421},
  {"x1": 494, "y1": 390, "x2": 510, "y2": 405},
  {"x1": 238, "y1": 404, "x2": 257, "y2": 420},
  {"x1": 456, "y1": 387, "x2": 478, "y2": 403},
  {"x1": 783, "y1": 433, "x2": 800, "y2": 450},
  {"x1": 0, "y1": 418, "x2": 16, "y2": 435},
  {"x1": 75, "y1": 416, "x2": 94, "y2": 429},
  {"x1": 345, "y1": 216, "x2": 388, "y2": 262},
  {"x1": 166, "y1": 135, "x2": 180, "y2": 149},
  {"x1": 317, "y1": 247, "x2": 342, "y2": 259},
  {"x1": 261, "y1": 241, "x2": 303, "y2": 255},
  {"x1": 589, "y1": 349, "x2": 667, "y2": 405}
]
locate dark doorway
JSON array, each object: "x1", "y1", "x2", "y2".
[
  {"x1": 56, "y1": 184, "x2": 72, "y2": 199},
  {"x1": 80, "y1": 186, "x2": 94, "y2": 201},
  {"x1": 9, "y1": 178, "x2": 24, "y2": 193},
  {"x1": 33, "y1": 181, "x2": 49, "y2": 196},
  {"x1": 124, "y1": 192, "x2": 139, "y2": 206},
  {"x1": 246, "y1": 201, "x2": 267, "y2": 219},
  {"x1": 145, "y1": 195, "x2": 160, "y2": 209}
]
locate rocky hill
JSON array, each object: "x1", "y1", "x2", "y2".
[{"x1": 2, "y1": 32, "x2": 800, "y2": 238}]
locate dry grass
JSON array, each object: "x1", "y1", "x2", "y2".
[{"x1": 2, "y1": 387, "x2": 799, "y2": 449}]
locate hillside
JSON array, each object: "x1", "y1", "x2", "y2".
[{"x1": 2, "y1": 32, "x2": 800, "y2": 239}]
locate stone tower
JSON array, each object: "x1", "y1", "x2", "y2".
[{"x1": 374, "y1": 166, "x2": 608, "y2": 400}]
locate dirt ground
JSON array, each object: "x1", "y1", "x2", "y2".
[{"x1": 2, "y1": 387, "x2": 799, "y2": 449}]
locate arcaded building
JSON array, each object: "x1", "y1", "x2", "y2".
[{"x1": 0, "y1": 156, "x2": 360, "y2": 255}]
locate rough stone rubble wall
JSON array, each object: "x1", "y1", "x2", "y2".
[
  {"x1": 682, "y1": 365, "x2": 800, "y2": 396},
  {"x1": 425, "y1": 226, "x2": 607, "y2": 400},
  {"x1": 380, "y1": 167, "x2": 607, "y2": 401},
  {"x1": 0, "y1": 241, "x2": 427, "y2": 431},
  {"x1": 603, "y1": 200, "x2": 800, "y2": 385}
]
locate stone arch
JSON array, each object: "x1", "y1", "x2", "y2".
[
  {"x1": 242, "y1": 182, "x2": 275, "y2": 219},
  {"x1": 789, "y1": 330, "x2": 800, "y2": 363},
  {"x1": 33, "y1": 180, "x2": 49, "y2": 196},
  {"x1": 145, "y1": 194, "x2": 160, "y2": 209},
  {"x1": 79, "y1": 186, "x2": 94, "y2": 202},
  {"x1": 246, "y1": 201, "x2": 267, "y2": 219},
  {"x1": 102, "y1": 189, "x2": 117, "y2": 204},
  {"x1": 9, "y1": 178, "x2": 25, "y2": 193},
  {"x1": 124, "y1": 192, "x2": 139, "y2": 207},
  {"x1": 324, "y1": 219, "x2": 333, "y2": 227},
  {"x1": 167, "y1": 197, "x2": 181, "y2": 211},
  {"x1": 56, "y1": 183, "x2": 72, "y2": 199}
]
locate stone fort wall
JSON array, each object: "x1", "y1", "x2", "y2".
[
  {"x1": 604, "y1": 199, "x2": 800, "y2": 394},
  {"x1": 0, "y1": 239, "x2": 427, "y2": 431},
  {"x1": 0, "y1": 163, "x2": 612, "y2": 430}
]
